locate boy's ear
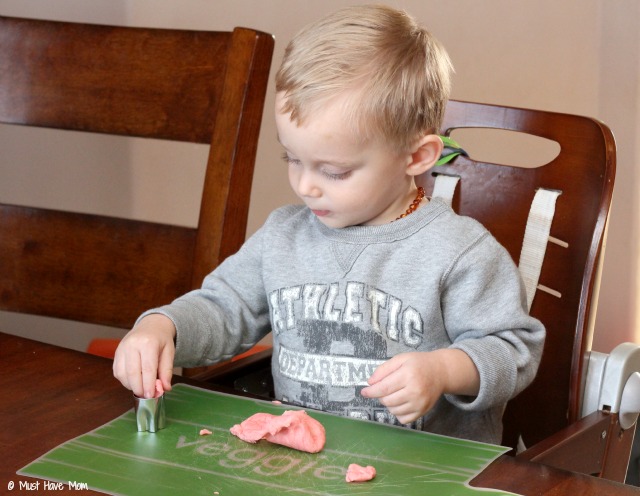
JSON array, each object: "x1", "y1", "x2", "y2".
[{"x1": 406, "y1": 134, "x2": 444, "y2": 177}]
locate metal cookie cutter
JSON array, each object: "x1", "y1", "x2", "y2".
[{"x1": 134, "y1": 393, "x2": 166, "y2": 432}]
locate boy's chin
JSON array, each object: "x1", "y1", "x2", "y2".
[
  {"x1": 314, "y1": 215, "x2": 351, "y2": 229},
  {"x1": 316, "y1": 216, "x2": 374, "y2": 229},
  {"x1": 309, "y1": 208, "x2": 380, "y2": 228}
]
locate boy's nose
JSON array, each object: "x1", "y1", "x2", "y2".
[{"x1": 297, "y1": 172, "x2": 321, "y2": 198}]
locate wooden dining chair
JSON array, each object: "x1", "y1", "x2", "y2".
[
  {"x1": 196, "y1": 99, "x2": 639, "y2": 483},
  {"x1": 0, "y1": 16, "x2": 274, "y2": 376}
]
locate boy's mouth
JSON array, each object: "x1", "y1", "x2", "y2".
[{"x1": 311, "y1": 209, "x2": 330, "y2": 217}]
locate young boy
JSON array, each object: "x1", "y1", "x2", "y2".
[{"x1": 114, "y1": 4, "x2": 545, "y2": 444}]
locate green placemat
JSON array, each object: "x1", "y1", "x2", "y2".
[{"x1": 19, "y1": 384, "x2": 518, "y2": 495}]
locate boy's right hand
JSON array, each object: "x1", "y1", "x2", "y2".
[{"x1": 113, "y1": 313, "x2": 176, "y2": 399}]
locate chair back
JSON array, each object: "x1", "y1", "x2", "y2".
[
  {"x1": 418, "y1": 100, "x2": 616, "y2": 450},
  {"x1": 0, "y1": 17, "x2": 273, "y2": 329}
]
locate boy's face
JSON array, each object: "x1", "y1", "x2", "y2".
[{"x1": 275, "y1": 92, "x2": 418, "y2": 228}]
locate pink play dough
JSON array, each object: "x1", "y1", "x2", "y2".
[
  {"x1": 345, "y1": 463, "x2": 377, "y2": 482},
  {"x1": 154, "y1": 379, "x2": 164, "y2": 398},
  {"x1": 230, "y1": 410, "x2": 326, "y2": 453}
]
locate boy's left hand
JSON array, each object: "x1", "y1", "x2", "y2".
[{"x1": 360, "y1": 349, "x2": 479, "y2": 425}]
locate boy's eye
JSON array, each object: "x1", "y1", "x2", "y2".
[
  {"x1": 281, "y1": 152, "x2": 351, "y2": 180},
  {"x1": 321, "y1": 169, "x2": 352, "y2": 181},
  {"x1": 281, "y1": 152, "x2": 301, "y2": 166}
]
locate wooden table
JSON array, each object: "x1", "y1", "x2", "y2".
[{"x1": 1, "y1": 331, "x2": 638, "y2": 495}]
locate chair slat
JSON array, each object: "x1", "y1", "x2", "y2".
[
  {"x1": 0, "y1": 18, "x2": 229, "y2": 143},
  {"x1": 0, "y1": 205, "x2": 196, "y2": 328}
]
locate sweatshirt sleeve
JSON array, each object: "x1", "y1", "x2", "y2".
[
  {"x1": 139, "y1": 223, "x2": 272, "y2": 368},
  {"x1": 441, "y1": 232, "x2": 546, "y2": 411}
]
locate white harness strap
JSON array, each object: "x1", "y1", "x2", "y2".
[
  {"x1": 518, "y1": 188, "x2": 562, "y2": 310},
  {"x1": 433, "y1": 175, "x2": 561, "y2": 311},
  {"x1": 431, "y1": 174, "x2": 460, "y2": 207}
]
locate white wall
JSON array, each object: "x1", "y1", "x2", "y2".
[{"x1": 1, "y1": 0, "x2": 638, "y2": 354}]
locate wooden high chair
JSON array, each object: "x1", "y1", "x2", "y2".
[
  {"x1": 198, "y1": 99, "x2": 639, "y2": 483},
  {"x1": 424, "y1": 100, "x2": 635, "y2": 482},
  {"x1": 0, "y1": 16, "x2": 274, "y2": 368}
]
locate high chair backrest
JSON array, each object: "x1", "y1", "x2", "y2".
[
  {"x1": 418, "y1": 100, "x2": 616, "y2": 451},
  {"x1": 0, "y1": 17, "x2": 273, "y2": 329}
]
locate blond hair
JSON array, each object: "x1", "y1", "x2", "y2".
[{"x1": 275, "y1": 4, "x2": 454, "y2": 151}]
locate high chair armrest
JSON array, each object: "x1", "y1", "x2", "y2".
[
  {"x1": 517, "y1": 410, "x2": 634, "y2": 482},
  {"x1": 519, "y1": 342, "x2": 640, "y2": 483}
]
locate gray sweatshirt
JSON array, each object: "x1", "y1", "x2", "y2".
[{"x1": 149, "y1": 198, "x2": 545, "y2": 444}]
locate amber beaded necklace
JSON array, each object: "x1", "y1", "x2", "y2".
[{"x1": 395, "y1": 186, "x2": 426, "y2": 221}]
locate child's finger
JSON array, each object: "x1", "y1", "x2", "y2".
[
  {"x1": 367, "y1": 354, "x2": 404, "y2": 385},
  {"x1": 140, "y1": 352, "x2": 160, "y2": 399},
  {"x1": 361, "y1": 371, "x2": 401, "y2": 399},
  {"x1": 394, "y1": 410, "x2": 421, "y2": 425},
  {"x1": 158, "y1": 344, "x2": 175, "y2": 392},
  {"x1": 112, "y1": 350, "x2": 126, "y2": 387},
  {"x1": 123, "y1": 351, "x2": 144, "y2": 398}
]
